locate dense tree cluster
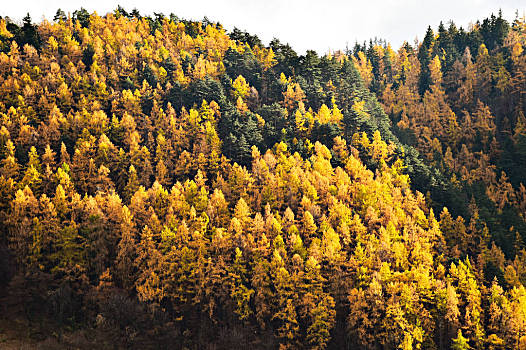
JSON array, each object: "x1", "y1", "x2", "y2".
[
  {"x1": 0, "y1": 8, "x2": 525, "y2": 349},
  {"x1": 351, "y1": 12, "x2": 526, "y2": 259}
]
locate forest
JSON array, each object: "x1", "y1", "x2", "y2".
[{"x1": 0, "y1": 6, "x2": 525, "y2": 349}]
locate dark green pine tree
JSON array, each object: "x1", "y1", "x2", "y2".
[
  {"x1": 235, "y1": 134, "x2": 251, "y2": 166},
  {"x1": 434, "y1": 21, "x2": 459, "y2": 71},
  {"x1": 418, "y1": 26, "x2": 435, "y2": 95},
  {"x1": 53, "y1": 9, "x2": 67, "y2": 22},
  {"x1": 17, "y1": 13, "x2": 40, "y2": 49}
]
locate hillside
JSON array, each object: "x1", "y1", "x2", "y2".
[{"x1": 0, "y1": 7, "x2": 525, "y2": 349}]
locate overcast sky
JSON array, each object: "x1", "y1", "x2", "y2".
[{"x1": 1, "y1": 1, "x2": 525, "y2": 54}]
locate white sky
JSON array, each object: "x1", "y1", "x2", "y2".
[{"x1": 1, "y1": 0, "x2": 525, "y2": 54}]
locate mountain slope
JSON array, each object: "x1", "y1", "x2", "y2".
[{"x1": 0, "y1": 8, "x2": 525, "y2": 349}]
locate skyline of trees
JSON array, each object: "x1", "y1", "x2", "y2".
[{"x1": 0, "y1": 7, "x2": 525, "y2": 349}]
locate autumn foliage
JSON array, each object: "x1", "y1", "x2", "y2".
[{"x1": 0, "y1": 8, "x2": 526, "y2": 350}]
